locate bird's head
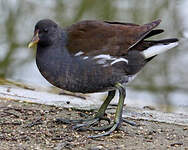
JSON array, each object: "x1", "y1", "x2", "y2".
[{"x1": 28, "y1": 19, "x2": 59, "y2": 48}]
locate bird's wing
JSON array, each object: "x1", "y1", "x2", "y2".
[{"x1": 65, "y1": 19, "x2": 161, "y2": 57}]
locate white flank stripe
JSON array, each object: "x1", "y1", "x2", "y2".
[
  {"x1": 83, "y1": 56, "x2": 88, "y2": 60},
  {"x1": 74, "y1": 51, "x2": 84, "y2": 56},
  {"x1": 97, "y1": 59, "x2": 106, "y2": 64},
  {"x1": 111, "y1": 58, "x2": 128, "y2": 65},
  {"x1": 93, "y1": 54, "x2": 113, "y2": 60},
  {"x1": 93, "y1": 54, "x2": 128, "y2": 66},
  {"x1": 141, "y1": 42, "x2": 179, "y2": 59}
]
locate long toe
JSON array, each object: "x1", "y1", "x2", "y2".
[
  {"x1": 90, "y1": 124, "x2": 114, "y2": 131},
  {"x1": 73, "y1": 118, "x2": 99, "y2": 130},
  {"x1": 88, "y1": 121, "x2": 120, "y2": 138},
  {"x1": 55, "y1": 118, "x2": 88, "y2": 124},
  {"x1": 73, "y1": 115, "x2": 113, "y2": 131},
  {"x1": 123, "y1": 119, "x2": 138, "y2": 126},
  {"x1": 55, "y1": 114, "x2": 98, "y2": 124}
]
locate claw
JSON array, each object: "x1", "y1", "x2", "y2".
[{"x1": 123, "y1": 119, "x2": 138, "y2": 126}]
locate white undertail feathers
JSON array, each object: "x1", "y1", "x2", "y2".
[{"x1": 141, "y1": 42, "x2": 179, "y2": 59}]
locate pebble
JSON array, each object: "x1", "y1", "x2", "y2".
[{"x1": 90, "y1": 145, "x2": 104, "y2": 150}]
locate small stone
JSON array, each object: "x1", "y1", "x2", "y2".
[
  {"x1": 90, "y1": 145, "x2": 104, "y2": 150},
  {"x1": 66, "y1": 101, "x2": 70, "y2": 104},
  {"x1": 148, "y1": 135, "x2": 153, "y2": 140},
  {"x1": 28, "y1": 111, "x2": 33, "y2": 115},
  {"x1": 170, "y1": 142, "x2": 183, "y2": 147},
  {"x1": 143, "y1": 106, "x2": 155, "y2": 110}
]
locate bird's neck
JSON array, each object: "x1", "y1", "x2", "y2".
[
  {"x1": 36, "y1": 41, "x2": 71, "y2": 69},
  {"x1": 36, "y1": 30, "x2": 71, "y2": 68},
  {"x1": 35, "y1": 37, "x2": 73, "y2": 88}
]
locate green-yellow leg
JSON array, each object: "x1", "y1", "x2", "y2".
[
  {"x1": 56, "y1": 90, "x2": 116, "y2": 128},
  {"x1": 72, "y1": 90, "x2": 116, "y2": 129},
  {"x1": 88, "y1": 83, "x2": 126, "y2": 138}
]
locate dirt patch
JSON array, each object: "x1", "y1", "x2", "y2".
[{"x1": 0, "y1": 99, "x2": 187, "y2": 150}]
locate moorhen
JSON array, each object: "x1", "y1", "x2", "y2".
[{"x1": 28, "y1": 19, "x2": 178, "y2": 138}]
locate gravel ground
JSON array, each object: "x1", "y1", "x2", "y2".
[{"x1": 0, "y1": 99, "x2": 187, "y2": 150}]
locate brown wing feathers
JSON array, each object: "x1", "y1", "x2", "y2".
[{"x1": 66, "y1": 19, "x2": 162, "y2": 56}]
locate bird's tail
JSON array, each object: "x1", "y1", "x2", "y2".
[{"x1": 141, "y1": 38, "x2": 179, "y2": 59}]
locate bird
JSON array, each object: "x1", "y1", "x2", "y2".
[{"x1": 28, "y1": 19, "x2": 178, "y2": 138}]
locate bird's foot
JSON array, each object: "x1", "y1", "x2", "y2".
[
  {"x1": 55, "y1": 117, "x2": 90, "y2": 124},
  {"x1": 72, "y1": 116, "x2": 111, "y2": 131},
  {"x1": 55, "y1": 115, "x2": 111, "y2": 130},
  {"x1": 61, "y1": 115, "x2": 121, "y2": 138},
  {"x1": 88, "y1": 120, "x2": 122, "y2": 138},
  {"x1": 87, "y1": 119, "x2": 137, "y2": 138}
]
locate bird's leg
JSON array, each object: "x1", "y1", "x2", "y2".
[
  {"x1": 55, "y1": 90, "x2": 116, "y2": 126},
  {"x1": 71, "y1": 90, "x2": 116, "y2": 129},
  {"x1": 93, "y1": 90, "x2": 116, "y2": 120},
  {"x1": 88, "y1": 83, "x2": 126, "y2": 138}
]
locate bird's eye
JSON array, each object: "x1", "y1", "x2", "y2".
[{"x1": 43, "y1": 28, "x2": 48, "y2": 33}]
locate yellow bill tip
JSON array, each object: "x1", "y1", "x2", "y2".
[
  {"x1": 28, "y1": 30, "x2": 39, "y2": 48},
  {"x1": 28, "y1": 42, "x2": 35, "y2": 48}
]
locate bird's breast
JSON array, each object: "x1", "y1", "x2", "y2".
[
  {"x1": 36, "y1": 46, "x2": 132, "y2": 93},
  {"x1": 36, "y1": 52, "x2": 119, "y2": 93}
]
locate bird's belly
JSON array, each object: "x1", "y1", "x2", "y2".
[
  {"x1": 36, "y1": 56, "x2": 130, "y2": 93},
  {"x1": 38, "y1": 65, "x2": 120, "y2": 93}
]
